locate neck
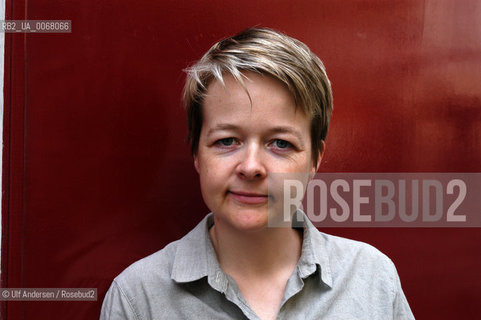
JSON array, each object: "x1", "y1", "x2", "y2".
[{"x1": 209, "y1": 216, "x2": 303, "y2": 279}]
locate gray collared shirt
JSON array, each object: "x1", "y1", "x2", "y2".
[{"x1": 100, "y1": 212, "x2": 414, "y2": 319}]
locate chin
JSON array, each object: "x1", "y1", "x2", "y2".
[{"x1": 222, "y1": 208, "x2": 269, "y2": 233}]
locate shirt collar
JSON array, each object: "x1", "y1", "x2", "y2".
[
  {"x1": 170, "y1": 213, "x2": 212, "y2": 283},
  {"x1": 170, "y1": 213, "x2": 229, "y2": 293},
  {"x1": 295, "y1": 210, "x2": 333, "y2": 288},
  {"x1": 170, "y1": 211, "x2": 332, "y2": 289}
]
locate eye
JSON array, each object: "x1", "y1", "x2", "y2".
[
  {"x1": 215, "y1": 138, "x2": 237, "y2": 146},
  {"x1": 271, "y1": 139, "x2": 293, "y2": 150}
]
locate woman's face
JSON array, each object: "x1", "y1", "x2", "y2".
[{"x1": 194, "y1": 71, "x2": 319, "y2": 232}]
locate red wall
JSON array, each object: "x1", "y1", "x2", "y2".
[{"x1": 2, "y1": 0, "x2": 481, "y2": 319}]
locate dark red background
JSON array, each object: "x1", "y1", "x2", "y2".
[{"x1": 2, "y1": 0, "x2": 481, "y2": 319}]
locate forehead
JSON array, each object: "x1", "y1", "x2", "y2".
[
  {"x1": 201, "y1": 71, "x2": 311, "y2": 137},
  {"x1": 203, "y1": 72, "x2": 298, "y2": 118}
]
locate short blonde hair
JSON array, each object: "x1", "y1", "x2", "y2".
[{"x1": 183, "y1": 27, "x2": 333, "y2": 164}]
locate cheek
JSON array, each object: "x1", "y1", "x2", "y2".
[
  {"x1": 274, "y1": 154, "x2": 313, "y2": 172},
  {"x1": 199, "y1": 163, "x2": 226, "y2": 193}
]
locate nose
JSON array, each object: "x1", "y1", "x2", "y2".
[{"x1": 236, "y1": 144, "x2": 267, "y2": 180}]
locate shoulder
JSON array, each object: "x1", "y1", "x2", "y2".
[
  {"x1": 321, "y1": 231, "x2": 393, "y2": 264},
  {"x1": 303, "y1": 230, "x2": 415, "y2": 319},
  {"x1": 100, "y1": 240, "x2": 183, "y2": 320},
  {"x1": 114, "y1": 239, "x2": 180, "y2": 288},
  {"x1": 100, "y1": 214, "x2": 216, "y2": 319},
  {"x1": 113, "y1": 214, "x2": 211, "y2": 289},
  {"x1": 318, "y1": 231, "x2": 398, "y2": 292},
  {"x1": 317, "y1": 232, "x2": 415, "y2": 319}
]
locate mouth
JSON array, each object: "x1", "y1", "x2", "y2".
[{"x1": 228, "y1": 190, "x2": 270, "y2": 205}]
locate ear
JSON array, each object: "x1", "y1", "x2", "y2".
[
  {"x1": 310, "y1": 140, "x2": 325, "y2": 177},
  {"x1": 194, "y1": 154, "x2": 200, "y2": 174}
]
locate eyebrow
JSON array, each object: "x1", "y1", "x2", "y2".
[
  {"x1": 207, "y1": 124, "x2": 306, "y2": 148},
  {"x1": 206, "y1": 123, "x2": 240, "y2": 137}
]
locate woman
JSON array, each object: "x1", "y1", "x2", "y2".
[{"x1": 100, "y1": 27, "x2": 414, "y2": 320}]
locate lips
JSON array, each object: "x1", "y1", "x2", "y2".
[{"x1": 228, "y1": 190, "x2": 270, "y2": 204}]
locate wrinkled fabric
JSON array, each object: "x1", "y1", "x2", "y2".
[{"x1": 100, "y1": 212, "x2": 414, "y2": 320}]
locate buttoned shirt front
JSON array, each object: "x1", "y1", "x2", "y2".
[{"x1": 100, "y1": 212, "x2": 415, "y2": 319}]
